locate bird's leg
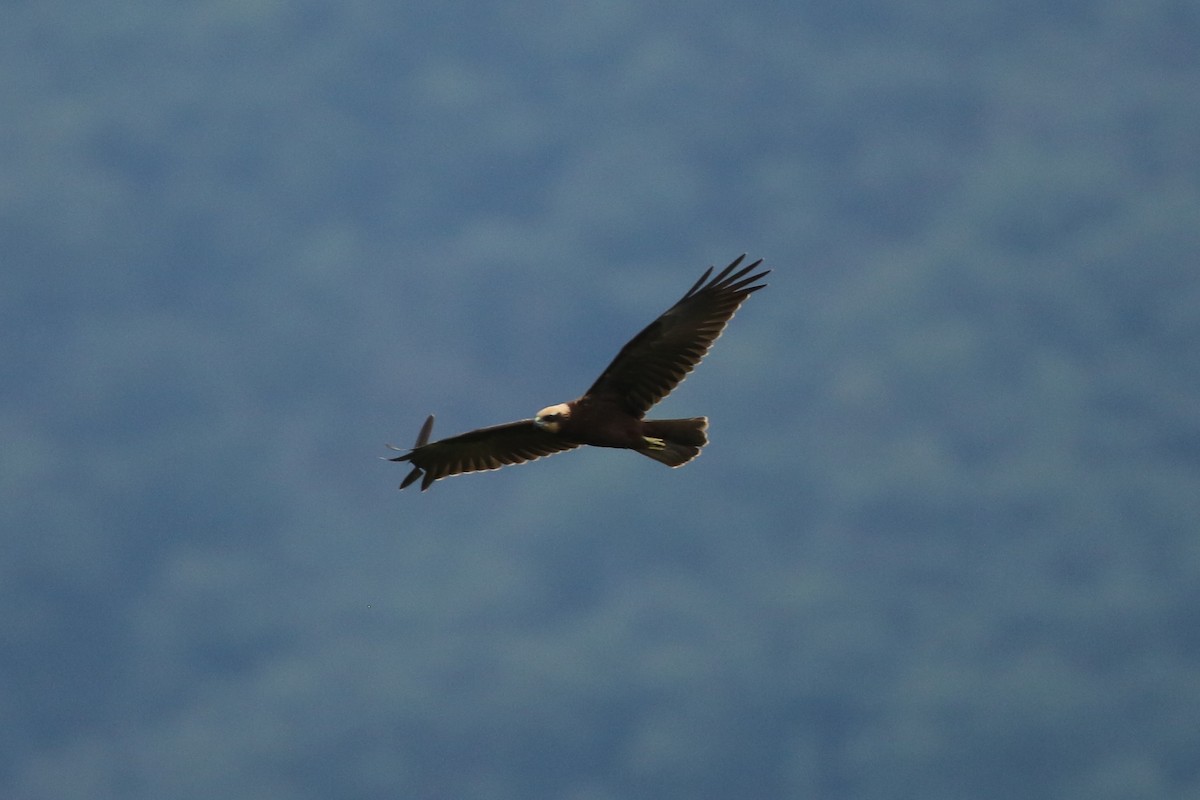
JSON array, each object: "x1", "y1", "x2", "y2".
[{"x1": 642, "y1": 436, "x2": 666, "y2": 450}]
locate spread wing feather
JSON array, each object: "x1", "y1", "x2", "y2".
[
  {"x1": 387, "y1": 415, "x2": 579, "y2": 491},
  {"x1": 584, "y1": 255, "x2": 769, "y2": 416}
]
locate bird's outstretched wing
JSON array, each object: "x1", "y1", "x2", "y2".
[
  {"x1": 584, "y1": 255, "x2": 769, "y2": 417},
  {"x1": 386, "y1": 415, "x2": 579, "y2": 491}
]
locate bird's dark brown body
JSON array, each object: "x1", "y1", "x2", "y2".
[
  {"x1": 388, "y1": 255, "x2": 767, "y2": 490},
  {"x1": 540, "y1": 396, "x2": 644, "y2": 448}
]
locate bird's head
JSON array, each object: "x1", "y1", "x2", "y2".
[{"x1": 534, "y1": 403, "x2": 571, "y2": 433}]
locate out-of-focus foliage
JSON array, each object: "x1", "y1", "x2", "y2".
[{"x1": 3, "y1": 0, "x2": 1198, "y2": 798}]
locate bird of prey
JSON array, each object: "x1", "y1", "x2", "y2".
[{"x1": 388, "y1": 255, "x2": 769, "y2": 490}]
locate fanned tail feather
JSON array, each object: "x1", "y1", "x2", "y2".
[{"x1": 638, "y1": 417, "x2": 708, "y2": 467}]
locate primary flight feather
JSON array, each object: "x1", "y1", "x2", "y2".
[{"x1": 387, "y1": 255, "x2": 769, "y2": 490}]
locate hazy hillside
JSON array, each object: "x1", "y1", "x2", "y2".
[{"x1": 3, "y1": 0, "x2": 1198, "y2": 797}]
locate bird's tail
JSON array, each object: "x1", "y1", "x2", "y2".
[{"x1": 638, "y1": 417, "x2": 709, "y2": 467}]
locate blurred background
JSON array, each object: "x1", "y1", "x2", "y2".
[{"x1": 4, "y1": 0, "x2": 1199, "y2": 797}]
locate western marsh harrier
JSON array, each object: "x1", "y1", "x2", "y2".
[{"x1": 388, "y1": 255, "x2": 768, "y2": 490}]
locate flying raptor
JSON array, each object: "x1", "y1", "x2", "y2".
[{"x1": 388, "y1": 255, "x2": 769, "y2": 490}]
